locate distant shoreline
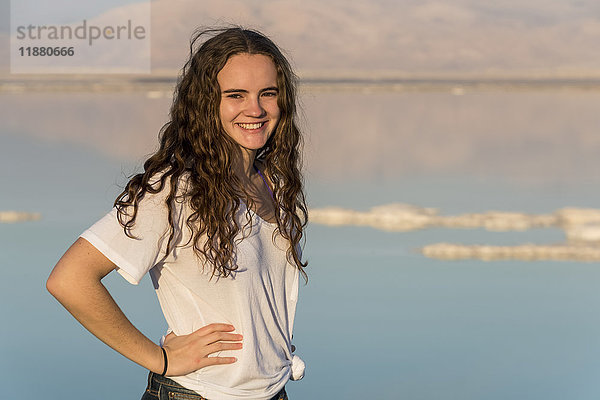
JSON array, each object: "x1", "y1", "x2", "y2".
[{"x1": 4, "y1": 73, "x2": 600, "y2": 93}]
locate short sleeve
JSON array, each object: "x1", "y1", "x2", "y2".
[{"x1": 80, "y1": 182, "x2": 180, "y2": 285}]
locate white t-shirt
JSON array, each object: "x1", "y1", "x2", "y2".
[{"x1": 80, "y1": 178, "x2": 301, "y2": 400}]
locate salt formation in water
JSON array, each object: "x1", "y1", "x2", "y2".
[
  {"x1": 0, "y1": 211, "x2": 41, "y2": 223},
  {"x1": 309, "y1": 204, "x2": 600, "y2": 232},
  {"x1": 309, "y1": 204, "x2": 600, "y2": 261},
  {"x1": 565, "y1": 224, "x2": 600, "y2": 243},
  {"x1": 422, "y1": 243, "x2": 600, "y2": 261},
  {"x1": 309, "y1": 204, "x2": 437, "y2": 231}
]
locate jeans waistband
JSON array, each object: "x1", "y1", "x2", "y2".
[{"x1": 143, "y1": 371, "x2": 288, "y2": 400}]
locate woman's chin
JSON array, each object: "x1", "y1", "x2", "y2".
[{"x1": 238, "y1": 138, "x2": 269, "y2": 152}]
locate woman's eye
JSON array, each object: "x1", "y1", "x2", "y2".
[
  {"x1": 262, "y1": 91, "x2": 277, "y2": 97},
  {"x1": 227, "y1": 93, "x2": 242, "y2": 99}
]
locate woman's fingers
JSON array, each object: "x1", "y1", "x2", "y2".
[
  {"x1": 204, "y1": 340, "x2": 243, "y2": 356},
  {"x1": 161, "y1": 323, "x2": 243, "y2": 375},
  {"x1": 203, "y1": 331, "x2": 243, "y2": 345},
  {"x1": 201, "y1": 356, "x2": 238, "y2": 367},
  {"x1": 195, "y1": 323, "x2": 236, "y2": 336}
]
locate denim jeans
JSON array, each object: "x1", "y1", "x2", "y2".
[{"x1": 141, "y1": 371, "x2": 288, "y2": 400}]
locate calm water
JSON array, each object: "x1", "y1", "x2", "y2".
[{"x1": 2, "y1": 87, "x2": 600, "y2": 399}]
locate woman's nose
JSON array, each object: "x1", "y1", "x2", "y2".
[{"x1": 244, "y1": 96, "x2": 266, "y2": 117}]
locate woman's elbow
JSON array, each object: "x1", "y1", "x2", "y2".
[
  {"x1": 46, "y1": 258, "x2": 80, "y2": 302},
  {"x1": 46, "y1": 238, "x2": 115, "y2": 301},
  {"x1": 46, "y1": 265, "x2": 67, "y2": 300}
]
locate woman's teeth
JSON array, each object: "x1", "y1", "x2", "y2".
[{"x1": 237, "y1": 122, "x2": 264, "y2": 130}]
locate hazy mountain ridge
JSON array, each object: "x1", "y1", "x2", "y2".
[
  {"x1": 2, "y1": 0, "x2": 600, "y2": 75},
  {"x1": 147, "y1": 0, "x2": 600, "y2": 74}
]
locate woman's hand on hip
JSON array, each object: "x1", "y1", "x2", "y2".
[{"x1": 161, "y1": 323, "x2": 243, "y2": 376}]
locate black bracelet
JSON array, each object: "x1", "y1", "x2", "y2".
[{"x1": 160, "y1": 347, "x2": 168, "y2": 376}]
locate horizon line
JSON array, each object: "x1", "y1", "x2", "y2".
[{"x1": 5, "y1": 72, "x2": 600, "y2": 93}]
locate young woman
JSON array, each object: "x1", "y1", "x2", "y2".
[{"x1": 47, "y1": 27, "x2": 308, "y2": 400}]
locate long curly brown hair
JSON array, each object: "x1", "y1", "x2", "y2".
[{"x1": 114, "y1": 27, "x2": 308, "y2": 279}]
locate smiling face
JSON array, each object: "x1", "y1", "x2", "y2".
[{"x1": 217, "y1": 53, "x2": 280, "y2": 160}]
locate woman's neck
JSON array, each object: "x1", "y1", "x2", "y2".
[{"x1": 232, "y1": 147, "x2": 257, "y2": 180}]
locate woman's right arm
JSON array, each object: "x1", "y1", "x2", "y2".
[{"x1": 46, "y1": 237, "x2": 243, "y2": 376}]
